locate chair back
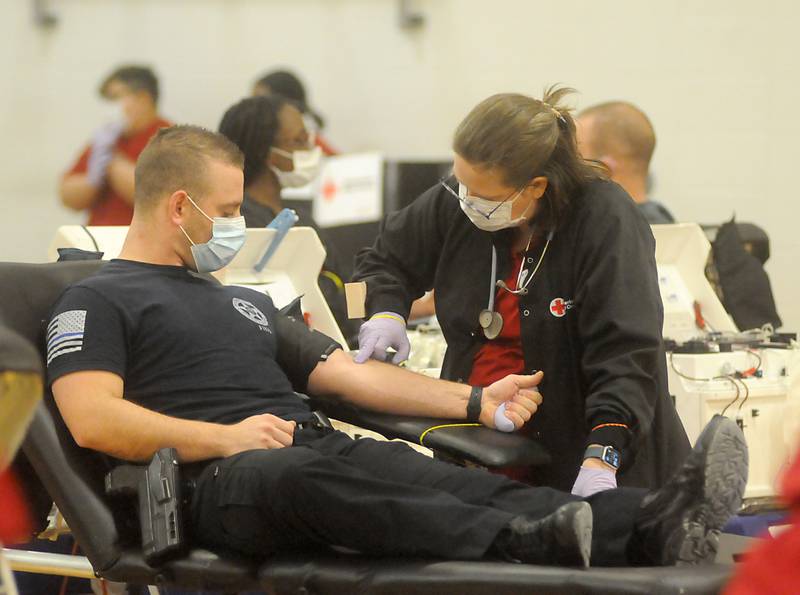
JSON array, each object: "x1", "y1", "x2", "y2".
[{"x1": 0, "y1": 261, "x2": 132, "y2": 572}]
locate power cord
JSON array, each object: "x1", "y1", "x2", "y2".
[
  {"x1": 419, "y1": 423, "x2": 481, "y2": 445},
  {"x1": 733, "y1": 349, "x2": 761, "y2": 415},
  {"x1": 668, "y1": 352, "x2": 742, "y2": 415},
  {"x1": 735, "y1": 373, "x2": 752, "y2": 415},
  {"x1": 720, "y1": 375, "x2": 743, "y2": 418},
  {"x1": 80, "y1": 225, "x2": 100, "y2": 252}
]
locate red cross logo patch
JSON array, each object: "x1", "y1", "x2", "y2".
[{"x1": 549, "y1": 298, "x2": 573, "y2": 318}]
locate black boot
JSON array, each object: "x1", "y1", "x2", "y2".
[
  {"x1": 632, "y1": 415, "x2": 748, "y2": 566},
  {"x1": 491, "y1": 501, "x2": 593, "y2": 567}
]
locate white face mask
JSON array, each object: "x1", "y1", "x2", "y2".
[
  {"x1": 101, "y1": 100, "x2": 126, "y2": 126},
  {"x1": 178, "y1": 195, "x2": 246, "y2": 273},
  {"x1": 457, "y1": 183, "x2": 531, "y2": 232},
  {"x1": 270, "y1": 145, "x2": 322, "y2": 188}
]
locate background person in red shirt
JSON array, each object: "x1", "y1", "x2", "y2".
[{"x1": 59, "y1": 65, "x2": 171, "y2": 226}]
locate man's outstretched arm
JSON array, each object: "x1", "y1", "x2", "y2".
[
  {"x1": 307, "y1": 349, "x2": 543, "y2": 430},
  {"x1": 53, "y1": 370, "x2": 297, "y2": 463}
]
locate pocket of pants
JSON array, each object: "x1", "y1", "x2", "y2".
[
  {"x1": 214, "y1": 465, "x2": 265, "y2": 508},
  {"x1": 213, "y1": 466, "x2": 274, "y2": 555}
]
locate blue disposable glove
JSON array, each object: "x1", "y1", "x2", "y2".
[
  {"x1": 86, "y1": 121, "x2": 124, "y2": 186},
  {"x1": 570, "y1": 465, "x2": 618, "y2": 497},
  {"x1": 355, "y1": 312, "x2": 410, "y2": 365}
]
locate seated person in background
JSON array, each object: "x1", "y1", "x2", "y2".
[
  {"x1": 576, "y1": 101, "x2": 675, "y2": 224},
  {"x1": 59, "y1": 65, "x2": 171, "y2": 225},
  {"x1": 579, "y1": 103, "x2": 780, "y2": 329},
  {"x1": 47, "y1": 125, "x2": 747, "y2": 568},
  {"x1": 253, "y1": 69, "x2": 338, "y2": 155},
  {"x1": 218, "y1": 95, "x2": 357, "y2": 345},
  {"x1": 218, "y1": 95, "x2": 322, "y2": 229}
]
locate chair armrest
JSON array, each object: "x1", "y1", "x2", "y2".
[{"x1": 315, "y1": 400, "x2": 550, "y2": 468}]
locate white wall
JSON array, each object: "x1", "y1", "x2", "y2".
[{"x1": 1, "y1": 0, "x2": 798, "y2": 329}]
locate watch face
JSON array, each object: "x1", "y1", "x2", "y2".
[{"x1": 603, "y1": 448, "x2": 621, "y2": 468}]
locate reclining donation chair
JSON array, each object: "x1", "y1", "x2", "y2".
[
  {"x1": 0, "y1": 282, "x2": 45, "y2": 595},
  {"x1": 1, "y1": 260, "x2": 734, "y2": 594}
]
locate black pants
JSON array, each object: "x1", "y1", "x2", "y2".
[{"x1": 191, "y1": 427, "x2": 647, "y2": 565}]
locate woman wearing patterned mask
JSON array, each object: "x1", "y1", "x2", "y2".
[{"x1": 352, "y1": 86, "x2": 691, "y2": 497}]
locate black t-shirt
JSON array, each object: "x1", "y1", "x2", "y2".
[
  {"x1": 241, "y1": 196, "x2": 280, "y2": 229},
  {"x1": 637, "y1": 200, "x2": 675, "y2": 224},
  {"x1": 46, "y1": 259, "x2": 341, "y2": 424}
]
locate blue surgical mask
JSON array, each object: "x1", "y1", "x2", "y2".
[{"x1": 179, "y1": 195, "x2": 246, "y2": 273}]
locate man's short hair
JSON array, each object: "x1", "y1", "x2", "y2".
[
  {"x1": 134, "y1": 125, "x2": 245, "y2": 210},
  {"x1": 579, "y1": 101, "x2": 656, "y2": 171},
  {"x1": 99, "y1": 65, "x2": 160, "y2": 103}
]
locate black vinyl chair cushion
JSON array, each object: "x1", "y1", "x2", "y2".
[
  {"x1": 101, "y1": 548, "x2": 259, "y2": 591},
  {"x1": 102, "y1": 548, "x2": 732, "y2": 594},
  {"x1": 259, "y1": 553, "x2": 732, "y2": 595},
  {"x1": 0, "y1": 261, "x2": 105, "y2": 348},
  {"x1": 319, "y1": 400, "x2": 551, "y2": 468},
  {"x1": 0, "y1": 325, "x2": 42, "y2": 376}
]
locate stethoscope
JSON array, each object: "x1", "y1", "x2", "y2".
[{"x1": 478, "y1": 230, "x2": 554, "y2": 340}]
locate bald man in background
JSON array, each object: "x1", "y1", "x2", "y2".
[{"x1": 576, "y1": 102, "x2": 675, "y2": 224}]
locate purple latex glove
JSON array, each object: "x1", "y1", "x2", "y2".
[
  {"x1": 570, "y1": 466, "x2": 618, "y2": 497},
  {"x1": 86, "y1": 121, "x2": 124, "y2": 186},
  {"x1": 355, "y1": 312, "x2": 410, "y2": 365}
]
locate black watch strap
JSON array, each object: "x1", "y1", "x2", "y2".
[
  {"x1": 466, "y1": 386, "x2": 483, "y2": 422},
  {"x1": 583, "y1": 445, "x2": 621, "y2": 469}
]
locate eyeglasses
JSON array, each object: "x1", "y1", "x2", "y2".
[{"x1": 438, "y1": 178, "x2": 524, "y2": 220}]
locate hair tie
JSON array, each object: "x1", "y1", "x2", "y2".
[{"x1": 542, "y1": 101, "x2": 567, "y2": 125}]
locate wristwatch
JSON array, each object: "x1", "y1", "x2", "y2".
[{"x1": 583, "y1": 445, "x2": 621, "y2": 470}]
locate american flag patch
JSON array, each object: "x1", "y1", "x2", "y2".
[{"x1": 46, "y1": 310, "x2": 87, "y2": 365}]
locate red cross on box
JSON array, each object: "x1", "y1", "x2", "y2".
[{"x1": 321, "y1": 179, "x2": 338, "y2": 202}]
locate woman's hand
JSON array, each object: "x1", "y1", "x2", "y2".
[
  {"x1": 570, "y1": 457, "x2": 618, "y2": 497},
  {"x1": 354, "y1": 312, "x2": 411, "y2": 365}
]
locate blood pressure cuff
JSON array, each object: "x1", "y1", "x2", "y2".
[{"x1": 275, "y1": 313, "x2": 342, "y2": 394}]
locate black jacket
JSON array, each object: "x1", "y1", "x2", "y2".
[{"x1": 354, "y1": 178, "x2": 690, "y2": 491}]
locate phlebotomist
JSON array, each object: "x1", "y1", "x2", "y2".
[{"x1": 352, "y1": 86, "x2": 691, "y2": 496}]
